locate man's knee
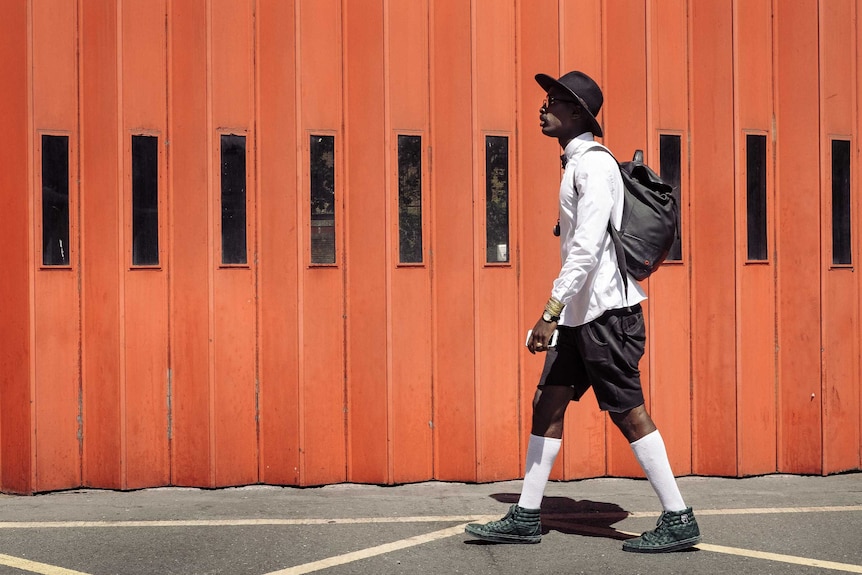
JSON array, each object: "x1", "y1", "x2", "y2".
[
  {"x1": 531, "y1": 386, "x2": 572, "y2": 438},
  {"x1": 610, "y1": 404, "x2": 656, "y2": 442},
  {"x1": 533, "y1": 386, "x2": 573, "y2": 411}
]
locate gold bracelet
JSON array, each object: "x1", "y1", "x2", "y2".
[{"x1": 545, "y1": 297, "x2": 565, "y2": 317}]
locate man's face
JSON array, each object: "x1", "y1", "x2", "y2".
[{"x1": 539, "y1": 87, "x2": 580, "y2": 139}]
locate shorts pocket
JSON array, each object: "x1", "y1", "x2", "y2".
[
  {"x1": 621, "y1": 312, "x2": 645, "y2": 339},
  {"x1": 619, "y1": 313, "x2": 646, "y2": 373},
  {"x1": 585, "y1": 314, "x2": 622, "y2": 347}
]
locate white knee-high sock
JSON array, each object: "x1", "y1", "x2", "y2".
[
  {"x1": 630, "y1": 430, "x2": 687, "y2": 512},
  {"x1": 517, "y1": 434, "x2": 562, "y2": 510}
]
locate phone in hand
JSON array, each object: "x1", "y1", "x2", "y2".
[{"x1": 525, "y1": 329, "x2": 558, "y2": 348}]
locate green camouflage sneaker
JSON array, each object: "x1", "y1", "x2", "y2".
[
  {"x1": 465, "y1": 504, "x2": 542, "y2": 544},
  {"x1": 622, "y1": 507, "x2": 702, "y2": 553}
]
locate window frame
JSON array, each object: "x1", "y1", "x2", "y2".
[
  {"x1": 744, "y1": 132, "x2": 770, "y2": 262},
  {"x1": 217, "y1": 130, "x2": 250, "y2": 268},
  {"x1": 129, "y1": 133, "x2": 162, "y2": 268},
  {"x1": 740, "y1": 129, "x2": 773, "y2": 265},
  {"x1": 307, "y1": 131, "x2": 339, "y2": 268},
  {"x1": 394, "y1": 132, "x2": 426, "y2": 267},
  {"x1": 483, "y1": 133, "x2": 512, "y2": 267},
  {"x1": 658, "y1": 132, "x2": 685, "y2": 264},
  {"x1": 37, "y1": 131, "x2": 76, "y2": 270},
  {"x1": 829, "y1": 137, "x2": 853, "y2": 268}
]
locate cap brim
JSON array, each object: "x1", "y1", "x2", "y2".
[{"x1": 535, "y1": 73, "x2": 603, "y2": 137}]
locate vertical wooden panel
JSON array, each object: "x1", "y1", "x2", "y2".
[
  {"x1": 774, "y1": 0, "x2": 822, "y2": 474},
  {"x1": 858, "y1": 0, "x2": 862, "y2": 473},
  {"x1": 516, "y1": 0, "x2": 566, "y2": 482},
  {"x1": 820, "y1": 0, "x2": 859, "y2": 474},
  {"x1": 298, "y1": 0, "x2": 347, "y2": 485},
  {"x1": 388, "y1": 0, "x2": 434, "y2": 483},
  {"x1": 0, "y1": 0, "x2": 33, "y2": 494},
  {"x1": 646, "y1": 0, "x2": 693, "y2": 476},
  {"x1": 603, "y1": 0, "x2": 649, "y2": 478},
  {"x1": 344, "y1": 0, "x2": 388, "y2": 484},
  {"x1": 689, "y1": 0, "x2": 738, "y2": 476},
  {"x1": 121, "y1": 0, "x2": 169, "y2": 489},
  {"x1": 472, "y1": 0, "x2": 520, "y2": 482},
  {"x1": 81, "y1": 0, "x2": 123, "y2": 489},
  {"x1": 257, "y1": 0, "x2": 301, "y2": 485},
  {"x1": 169, "y1": 0, "x2": 213, "y2": 486},
  {"x1": 31, "y1": 0, "x2": 81, "y2": 492},
  {"x1": 557, "y1": 0, "x2": 608, "y2": 480},
  {"x1": 211, "y1": 0, "x2": 258, "y2": 486},
  {"x1": 734, "y1": 0, "x2": 777, "y2": 475},
  {"x1": 431, "y1": 0, "x2": 477, "y2": 481}
]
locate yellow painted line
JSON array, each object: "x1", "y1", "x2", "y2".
[
  {"x1": 0, "y1": 516, "x2": 496, "y2": 529},
  {"x1": 0, "y1": 505, "x2": 858, "y2": 530},
  {"x1": 695, "y1": 542, "x2": 862, "y2": 574},
  {"x1": 262, "y1": 521, "x2": 474, "y2": 575},
  {"x1": 0, "y1": 553, "x2": 92, "y2": 575},
  {"x1": 694, "y1": 505, "x2": 862, "y2": 516}
]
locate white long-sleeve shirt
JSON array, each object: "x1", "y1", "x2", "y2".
[{"x1": 551, "y1": 133, "x2": 647, "y2": 327}]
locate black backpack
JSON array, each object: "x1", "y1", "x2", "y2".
[{"x1": 590, "y1": 147, "x2": 679, "y2": 285}]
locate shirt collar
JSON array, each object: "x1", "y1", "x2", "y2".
[
  {"x1": 563, "y1": 132, "x2": 597, "y2": 159},
  {"x1": 560, "y1": 133, "x2": 596, "y2": 168}
]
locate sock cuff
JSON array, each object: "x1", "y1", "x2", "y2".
[
  {"x1": 529, "y1": 434, "x2": 562, "y2": 446},
  {"x1": 630, "y1": 429, "x2": 661, "y2": 449}
]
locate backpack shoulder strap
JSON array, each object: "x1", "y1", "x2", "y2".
[{"x1": 581, "y1": 145, "x2": 630, "y2": 296}]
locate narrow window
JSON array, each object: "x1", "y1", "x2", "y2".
[
  {"x1": 659, "y1": 134, "x2": 683, "y2": 261},
  {"x1": 832, "y1": 139, "x2": 852, "y2": 265},
  {"x1": 486, "y1": 136, "x2": 509, "y2": 263},
  {"x1": 397, "y1": 135, "x2": 423, "y2": 264},
  {"x1": 132, "y1": 135, "x2": 159, "y2": 266},
  {"x1": 746, "y1": 134, "x2": 768, "y2": 261},
  {"x1": 310, "y1": 135, "x2": 336, "y2": 265},
  {"x1": 221, "y1": 134, "x2": 247, "y2": 265},
  {"x1": 41, "y1": 135, "x2": 70, "y2": 266}
]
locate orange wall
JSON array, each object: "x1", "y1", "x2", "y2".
[
  {"x1": 689, "y1": 0, "x2": 738, "y2": 477},
  {"x1": 1, "y1": 0, "x2": 860, "y2": 493},
  {"x1": 0, "y1": 0, "x2": 31, "y2": 494},
  {"x1": 775, "y1": 0, "x2": 824, "y2": 474}
]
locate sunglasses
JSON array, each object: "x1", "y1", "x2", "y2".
[{"x1": 543, "y1": 95, "x2": 577, "y2": 108}]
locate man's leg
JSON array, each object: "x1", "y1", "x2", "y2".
[
  {"x1": 610, "y1": 405, "x2": 685, "y2": 511},
  {"x1": 464, "y1": 385, "x2": 573, "y2": 543},
  {"x1": 517, "y1": 385, "x2": 574, "y2": 509},
  {"x1": 611, "y1": 405, "x2": 701, "y2": 552}
]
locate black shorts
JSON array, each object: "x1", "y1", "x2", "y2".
[{"x1": 538, "y1": 304, "x2": 646, "y2": 413}]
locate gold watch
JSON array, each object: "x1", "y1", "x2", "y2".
[{"x1": 542, "y1": 310, "x2": 560, "y2": 323}]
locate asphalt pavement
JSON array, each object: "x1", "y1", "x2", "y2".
[{"x1": 1, "y1": 473, "x2": 860, "y2": 574}]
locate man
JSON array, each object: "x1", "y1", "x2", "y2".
[{"x1": 465, "y1": 71, "x2": 701, "y2": 553}]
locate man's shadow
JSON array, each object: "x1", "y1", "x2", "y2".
[{"x1": 464, "y1": 493, "x2": 635, "y2": 545}]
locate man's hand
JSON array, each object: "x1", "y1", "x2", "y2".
[{"x1": 527, "y1": 317, "x2": 557, "y2": 354}]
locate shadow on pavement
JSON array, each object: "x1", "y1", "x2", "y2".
[{"x1": 483, "y1": 493, "x2": 635, "y2": 541}]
